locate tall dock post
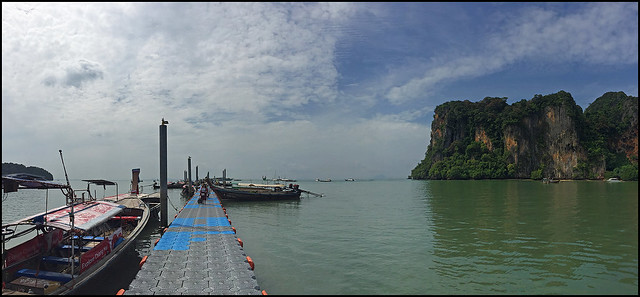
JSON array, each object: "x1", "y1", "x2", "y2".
[
  {"x1": 188, "y1": 157, "x2": 192, "y2": 190},
  {"x1": 159, "y1": 118, "x2": 169, "y2": 228}
]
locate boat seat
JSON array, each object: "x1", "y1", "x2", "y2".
[
  {"x1": 113, "y1": 237, "x2": 124, "y2": 248},
  {"x1": 72, "y1": 235, "x2": 105, "y2": 241},
  {"x1": 15, "y1": 269, "x2": 76, "y2": 283},
  {"x1": 57, "y1": 245, "x2": 92, "y2": 252},
  {"x1": 41, "y1": 256, "x2": 80, "y2": 266}
]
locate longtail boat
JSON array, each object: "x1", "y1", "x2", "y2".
[
  {"x1": 209, "y1": 182, "x2": 302, "y2": 201},
  {"x1": 152, "y1": 180, "x2": 186, "y2": 189},
  {"x1": 2, "y1": 167, "x2": 149, "y2": 294}
]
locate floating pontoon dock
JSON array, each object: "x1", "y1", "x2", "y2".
[{"x1": 122, "y1": 186, "x2": 262, "y2": 295}]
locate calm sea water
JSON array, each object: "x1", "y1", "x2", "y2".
[{"x1": 2, "y1": 179, "x2": 638, "y2": 294}]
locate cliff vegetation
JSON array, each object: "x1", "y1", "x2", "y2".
[{"x1": 411, "y1": 91, "x2": 638, "y2": 180}]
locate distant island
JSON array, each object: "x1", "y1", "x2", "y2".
[
  {"x1": 2, "y1": 162, "x2": 54, "y2": 180},
  {"x1": 411, "y1": 91, "x2": 638, "y2": 181}
]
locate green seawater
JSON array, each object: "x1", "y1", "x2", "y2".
[
  {"x1": 3, "y1": 179, "x2": 638, "y2": 294},
  {"x1": 225, "y1": 179, "x2": 638, "y2": 295}
]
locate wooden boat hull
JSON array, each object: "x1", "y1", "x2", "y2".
[
  {"x1": 2, "y1": 197, "x2": 150, "y2": 295},
  {"x1": 65, "y1": 197, "x2": 149, "y2": 294},
  {"x1": 211, "y1": 186, "x2": 301, "y2": 201}
]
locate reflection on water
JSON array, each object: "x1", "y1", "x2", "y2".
[{"x1": 425, "y1": 180, "x2": 638, "y2": 294}]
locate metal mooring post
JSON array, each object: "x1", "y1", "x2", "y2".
[
  {"x1": 160, "y1": 118, "x2": 169, "y2": 227},
  {"x1": 188, "y1": 157, "x2": 192, "y2": 190}
]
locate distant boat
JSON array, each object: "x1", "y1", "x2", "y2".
[
  {"x1": 345, "y1": 178, "x2": 355, "y2": 181},
  {"x1": 210, "y1": 184, "x2": 301, "y2": 201},
  {"x1": 153, "y1": 180, "x2": 186, "y2": 189},
  {"x1": 606, "y1": 177, "x2": 621, "y2": 182},
  {"x1": 315, "y1": 178, "x2": 331, "y2": 182},
  {"x1": 272, "y1": 177, "x2": 297, "y2": 182}
]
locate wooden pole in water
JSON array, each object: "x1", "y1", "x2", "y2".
[{"x1": 160, "y1": 118, "x2": 169, "y2": 227}]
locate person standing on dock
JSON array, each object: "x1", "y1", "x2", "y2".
[{"x1": 198, "y1": 185, "x2": 208, "y2": 204}]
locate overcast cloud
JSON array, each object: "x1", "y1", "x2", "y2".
[{"x1": 2, "y1": 2, "x2": 637, "y2": 181}]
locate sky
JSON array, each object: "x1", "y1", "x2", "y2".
[{"x1": 2, "y1": 2, "x2": 638, "y2": 182}]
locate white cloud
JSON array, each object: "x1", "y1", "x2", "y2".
[
  {"x1": 4, "y1": 2, "x2": 427, "y2": 180},
  {"x1": 492, "y1": 3, "x2": 638, "y2": 64},
  {"x1": 384, "y1": 2, "x2": 638, "y2": 104}
]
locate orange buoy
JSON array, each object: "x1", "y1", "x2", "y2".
[
  {"x1": 246, "y1": 256, "x2": 255, "y2": 270},
  {"x1": 237, "y1": 238, "x2": 243, "y2": 247},
  {"x1": 261, "y1": 290, "x2": 268, "y2": 295},
  {"x1": 231, "y1": 227, "x2": 236, "y2": 233},
  {"x1": 139, "y1": 255, "x2": 148, "y2": 269},
  {"x1": 116, "y1": 288, "x2": 126, "y2": 295},
  {"x1": 154, "y1": 238, "x2": 160, "y2": 246}
]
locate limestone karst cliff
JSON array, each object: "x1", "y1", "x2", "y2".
[{"x1": 411, "y1": 91, "x2": 638, "y2": 180}]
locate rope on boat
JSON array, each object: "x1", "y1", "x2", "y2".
[
  {"x1": 300, "y1": 189, "x2": 324, "y2": 197},
  {"x1": 166, "y1": 194, "x2": 179, "y2": 211}
]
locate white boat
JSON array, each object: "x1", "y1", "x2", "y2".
[
  {"x1": 273, "y1": 177, "x2": 297, "y2": 182},
  {"x1": 2, "y1": 168, "x2": 150, "y2": 294},
  {"x1": 606, "y1": 177, "x2": 622, "y2": 182}
]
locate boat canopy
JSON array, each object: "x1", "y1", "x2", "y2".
[
  {"x1": 2, "y1": 175, "x2": 70, "y2": 192},
  {"x1": 82, "y1": 179, "x2": 117, "y2": 186},
  {"x1": 9, "y1": 201, "x2": 125, "y2": 231}
]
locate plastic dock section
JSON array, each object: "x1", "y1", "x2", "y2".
[{"x1": 123, "y1": 186, "x2": 263, "y2": 295}]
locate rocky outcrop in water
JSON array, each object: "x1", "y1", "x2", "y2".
[
  {"x1": 411, "y1": 91, "x2": 638, "y2": 180},
  {"x1": 2, "y1": 162, "x2": 54, "y2": 180}
]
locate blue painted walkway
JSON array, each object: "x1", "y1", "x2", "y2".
[{"x1": 123, "y1": 186, "x2": 262, "y2": 295}]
